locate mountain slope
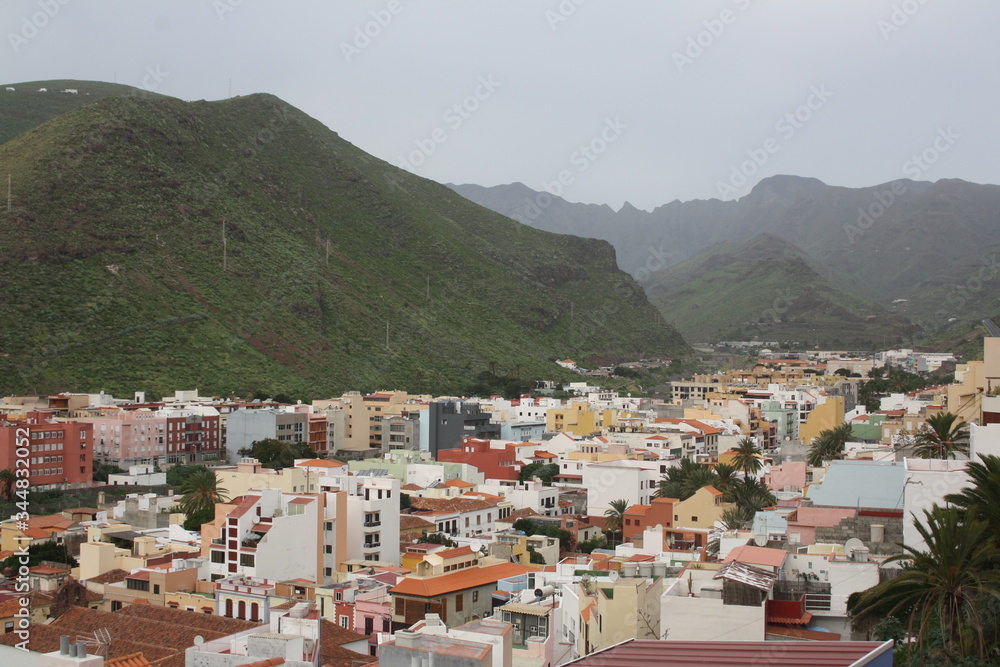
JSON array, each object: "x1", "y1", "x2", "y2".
[
  {"x1": 450, "y1": 176, "x2": 1000, "y2": 338},
  {"x1": 644, "y1": 234, "x2": 918, "y2": 347},
  {"x1": 0, "y1": 79, "x2": 170, "y2": 145},
  {"x1": 0, "y1": 92, "x2": 688, "y2": 397}
]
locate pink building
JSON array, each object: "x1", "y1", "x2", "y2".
[
  {"x1": 765, "y1": 461, "x2": 808, "y2": 493},
  {"x1": 785, "y1": 506, "x2": 857, "y2": 546},
  {"x1": 83, "y1": 410, "x2": 168, "y2": 467}
]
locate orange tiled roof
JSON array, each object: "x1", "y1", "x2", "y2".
[
  {"x1": 390, "y1": 563, "x2": 532, "y2": 598},
  {"x1": 443, "y1": 479, "x2": 475, "y2": 488},
  {"x1": 105, "y1": 653, "x2": 154, "y2": 667},
  {"x1": 432, "y1": 546, "x2": 475, "y2": 560},
  {"x1": 409, "y1": 496, "x2": 499, "y2": 513},
  {"x1": 297, "y1": 458, "x2": 344, "y2": 468}
]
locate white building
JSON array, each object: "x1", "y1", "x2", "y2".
[
  {"x1": 582, "y1": 459, "x2": 661, "y2": 516},
  {"x1": 318, "y1": 469, "x2": 401, "y2": 565}
]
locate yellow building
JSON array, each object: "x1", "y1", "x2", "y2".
[
  {"x1": 673, "y1": 486, "x2": 730, "y2": 530},
  {"x1": 799, "y1": 396, "x2": 845, "y2": 444},
  {"x1": 948, "y1": 337, "x2": 1000, "y2": 424},
  {"x1": 77, "y1": 527, "x2": 200, "y2": 581},
  {"x1": 576, "y1": 577, "x2": 663, "y2": 656},
  {"x1": 215, "y1": 457, "x2": 322, "y2": 497},
  {"x1": 546, "y1": 402, "x2": 616, "y2": 437}
]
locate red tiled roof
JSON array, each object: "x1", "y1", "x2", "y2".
[
  {"x1": 443, "y1": 479, "x2": 475, "y2": 488},
  {"x1": 297, "y1": 458, "x2": 344, "y2": 468},
  {"x1": 401, "y1": 483, "x2": 424, "y2": 491},
  {"x1": 409, "y1": 496, "x2": 499, "y2": 513},
  {"x1": 432, "y1": 546, "x2": 475, "y2": 560},
  {"x1": 390, "y1": 563, "x2": 532, "y2": 598},
  {"x1": 724, "y1": 545, "x2": 788, "y2": 569},
  {"x1": 287, "y1": 497, "x2": 314, "y2": 505},
  {"x1": 105, "y1": 653, "x2": 155, "y2": 667}
]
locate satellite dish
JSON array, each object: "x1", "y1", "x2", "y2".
[
  {"x1": 608, "y1": 570, "x2": 619, "y2": 582},
  {"x1": 753, "y1": 534, "x2": 767, "y2": 547},
  {"x1": 844, "y1": 538, "x2": 865, "y2": 557},
  {"x1": 194, "y1": 635, "x2": 204, "y2": 646}
]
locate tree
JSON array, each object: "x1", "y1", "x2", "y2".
[
  {"x1": 711, "y1": 463, "x2": 739, "y2": 495},
  {"x1": 178, "y1": 469, "x2": 229, "y2": 516},
  {"x1": 577, "y1": 535, "x2": 607, "y2": 554},
  {"x1": 238, "y1": 439, "x2": 317, "y2": 470},
  {"x1": 519, "y1": 462, "x2": 559, "y2": 486},
  {"x1": 527, "y1": 547, "x2": 546, "y2": 565},
  {"x1": 719, "y1": 505, "x2": 754, "y2": 532},
  {"x1": 424, "y1": 532, "x2": 458, "y2": 548},
  {"x1": 724, "y1": 477, "x2": 776, "y2": 515},
  {"x1": 1, "y1": 541, "x2": 77, "y2": 570},
  {"x1": 657, "y1": 459, "x2": 721, "y2": 501},
  {"x1": 512, "y1": 519, "x2": 573, "y2": 552},
  {"x1": 807, "y1": 423, "x2": 853, "y2": 467},
  {"x1": 848, "y1": 507, "x2": 1000, "y2": 661},
  {"x1": 182, "y1": 507, "x2": 215, "y2": 531},
  {"x1": 166, "y1": 464, "x2": 211, "y2": 488},
  {"x1": 913, "y1": 413, "x2": 970, "y2": 460},
  {"x1": 92, "y1": 464, "x2": 125, "y2": 483},
  {"x1": 604, "y1": 499, "x2": 630, "y2": 548},
  {"x1": 945, "y1": 455, "x2": 1000, "y2": 535},
  {"x1": 0, "y1": 469, "x2": 15, "y2": 501},
  {"x1": 399, "y1": 492, "x2": 412, "y2": 510},
  {"x1": 730, "y1": 437, "x2": 763, "y2": 477}
]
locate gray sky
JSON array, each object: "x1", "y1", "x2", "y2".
[{"x1": 3, "y1": 0, "x2": 997, "y2": 210}]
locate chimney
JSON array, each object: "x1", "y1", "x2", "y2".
[
  {"x1": 39, "y1": 637, "x2": 102, "y2": 667},
  {"x1": 394, "y1": 630, "x2": 420, "y2": 649}
]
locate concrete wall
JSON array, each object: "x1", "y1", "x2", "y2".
[{"x1": 660, "y1": 594, "x2": 764, "y2": 641}]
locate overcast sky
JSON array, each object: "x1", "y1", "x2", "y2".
[{"x1": 2, "y1": 1, "x2": 997, "y2": 210}]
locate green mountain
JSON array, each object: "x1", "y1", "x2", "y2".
[
  {"x1": 0, "y1": 91, "x2": 688, "y2": 397},
  {"x1": 643, "y1": 234, "x2": 918, "y2": 347},
  {"x1": 0, "y1": 79, "x2": 170, "y2": 145},
  {"x1": 451, "y1": 176, "x2": 1000, "y2": 342}
]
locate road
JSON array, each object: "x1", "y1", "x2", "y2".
[{"x1": 983, "y1": 318, "x2": 1000, "y2": 337}]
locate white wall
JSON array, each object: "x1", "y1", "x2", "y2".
[
  {"x1": 902, "y1": 459, "x2": 971, "y2": 552},
  {"x1": 660, "y1": 592, "x2": 764, "y2": 641}
]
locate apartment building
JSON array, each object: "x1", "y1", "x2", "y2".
[{"x1": 0, "y1": 410, "x2": 93, "y2": 489}]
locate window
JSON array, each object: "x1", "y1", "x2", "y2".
[
  {"x1": 395, "y1": 598, "x2": 404, "y2": 616},
  {"x1": 325, "y1": 545, "x2": 333, "y2": 554},
  {"x1": 240, "y1": 553, "x2": 255, "y2": 567},
  {"x1": 340, "y1": 615, "x2": 350, "y2": 628},
  {"x1": 153, "y1": 584, "x2": 160, "y2": 595},
  {"x1": 472, "y1": 590, "x2": 478, "y2": 603}
]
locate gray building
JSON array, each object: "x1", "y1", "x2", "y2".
[
  {"x1": 427, "y1": 401, "x2": 500, "y2": 457},
  {"x1": 225, "y1": 408, "x2": 307, "y2": 463},
  {"x1": 382, "y1": 414, "x2": 421, "y2": 453}
]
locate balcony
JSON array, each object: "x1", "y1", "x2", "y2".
[
  {"x1": 363, "y1": 521, "x2": 381, "y2": 528},
  {"x1": 363, "y1": 542, "x2": 381, "y2": 549}
]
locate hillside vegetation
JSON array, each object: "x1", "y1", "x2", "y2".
[{"x1": 0, "y1": 89, "x2": 688, "y2": 397}]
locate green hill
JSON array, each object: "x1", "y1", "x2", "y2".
[
  {"x1": 0, "y1": 92, "x2": 688, "y2": 397},
  {"x1": 644, "y1": 234, "x2": 918, "y2": 347},
  {"x1": 0, "y1": 79, "x2": 170, "y2": 145}
]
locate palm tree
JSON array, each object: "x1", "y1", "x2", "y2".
[
  {"x1": 604, "y1": 499, "x2": 630, "y2": 548},
  {"x1": 712, "y1": 463, "x2": 739, "y2": 494},
  {"x1": 730, "y1": 437, "x2": 763, "y2": 477},
  {"x1": 848, "y1": 507, "x2": 1000, "y2": 660},
  {"x1": 944, "y1": 454, "x2": 1000, "y2": 535},
  {"x1": 724, "y1": 477, "x2": 776, "y2": 515},
  {"x1": 807, "y1": 422, "x2": 853, "y2": 467},
  {"x1": 719, "y1": 505, "x2": 754, "y2": 532},
  {"x1": 679, "y1": 466, "x2": 720, "y2": 500},
  {"x1": 0, "y1": 469, "x2": 15, "y2": 502},
  {"x1": 913, "y1": 412, "x2": 970, "y2": 460},
  {"x1": 178, "y1": 469, "x2": 229, "y2": 516}
]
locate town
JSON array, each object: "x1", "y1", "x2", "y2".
[{"x1": 1, "y1": 339, "x2": 996, "y2": 667}]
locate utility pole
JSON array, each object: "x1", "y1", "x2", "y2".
[
  {"x1": 386, "y1": 321, "x2": 390, "y2": 349},
  {"x1": 326, "y1": 240, "x2": 330, "y2": 266},
  {"x1": 6, "y1": 173, "x2": 10, "y2": 213},
  {"x1": 222, "y1": 219, "x2": 227, "y2": 271},
  {"x1": 426, "y1": 275, "x2": 430, "y2": 300}
]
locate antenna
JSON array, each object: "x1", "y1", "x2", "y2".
[{"x1": 78, "y1": 628, "x2": 111, "y2": 657}]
